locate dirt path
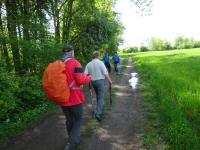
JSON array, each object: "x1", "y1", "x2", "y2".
[
  {"x1": 84, "y1": 58, "x2": 145, "y2": 150},
  {"x1": 3, "y1": 58, "x2": 145, "y2": 150}
]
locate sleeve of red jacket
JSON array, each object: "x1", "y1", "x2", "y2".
[{"x1": 73, "y1": 62, "x2": 92, "y2": 85}]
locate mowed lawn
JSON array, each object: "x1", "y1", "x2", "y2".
[{"x1": 131, "y1": 48, "x2": 200, "y2": 149}]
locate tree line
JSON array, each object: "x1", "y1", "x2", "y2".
[
  {"x1": 0, "y1": 0, "x2": 123, "y2": 74},
  {"x1": 124, "y1": 36, "x2": 200, "y2": 53}
]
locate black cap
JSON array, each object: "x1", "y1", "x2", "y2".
[{"x1": 63, "y1": 45, "x2": 74, "y2": 52}]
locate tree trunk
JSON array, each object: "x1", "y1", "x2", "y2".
[
  {"x1": 55, "y1": 9, "x2": 60, "y2": 42},
  {"x1": 51, "y1": 0, "x2": 60, "y2": 43},
  {"x1": 23, "y1": 0, "x2": 30, "y2": 40},
  {"x1": 21, "y1": 0, "x2": 30, "y2": 72},
  {"x1": 17, "y1": 24, "x2": 22, "y2": 40},
  {"x1": 62, "y1": 0, "x2": 74, "y2": 43},
  {"x1": 0, "y1": 2, "x2": 11, "y2": 70},
  {"x1": 5, "y1": 0, "x2": 21, "y2": 73}
]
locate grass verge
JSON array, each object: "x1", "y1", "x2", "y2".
[{"x1": 132, "y1": 49, "x2": 200, "y2": 149}]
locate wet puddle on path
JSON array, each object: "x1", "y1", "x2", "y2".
[{"x1": 128, "y1": 73, "x2": 138, "y2": 89}]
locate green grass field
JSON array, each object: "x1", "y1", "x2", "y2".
[{"x1": 130, "y1": 48, "x2": 200, "y2": 149}]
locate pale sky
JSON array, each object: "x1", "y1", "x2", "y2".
[{"x1": 115, "y1": 0, "x2": 200, "y2": 49}]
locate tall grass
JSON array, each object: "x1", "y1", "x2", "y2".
[{"x1": 132, "y1": 49, "x2": 200, "y2": 149}]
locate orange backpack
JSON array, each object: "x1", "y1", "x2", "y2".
[{"x1": 42, "y1": 61, "x2": 70, "y2": 105}]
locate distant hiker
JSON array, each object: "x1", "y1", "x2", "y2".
[
  {"x1": 112, "y1": 51, "x2": 120, "y2": 74},
  {"x1": 60, "y1": 45, "x2": 92, "y2": 150},
  {"x1": 103, "y1": 53, "x2": 111, "y2": 73},
  {"x1": 85, "y1": 51, "x2": 112, "y2": 122}
]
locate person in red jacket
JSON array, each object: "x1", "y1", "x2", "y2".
[{"x1": 61, "y1": 45, "x2": 92, "y2": 150}]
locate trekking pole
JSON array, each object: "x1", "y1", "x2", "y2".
[
  {"x1": 109, "y1": 83, "x2": 112, "y2": 106},
  {"x1": 89, "y1": 82, "x2": 94, "y2": 115}
]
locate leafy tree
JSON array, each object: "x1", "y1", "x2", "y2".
[
  {"x1": 150, "y1": 38, "x2": 172, "y2": 50},
  {"x1": 174, "y1": 36, "x2": 195, "y2": 49},
  {"x1": 0, "y1": 1, "x2": 11, "y2": 69},
  {"x1": 5, "y1": 0, "x2": 21, "y2": 73},
  {"x1": 194, "y1": 41, "x2": 200, "y2": 48},
  {"x1": 140, "y1": 45, "x2": 149, "y2": 51},
  {"x1": 124, "y1": 47, "x2": 139, "y2": 53}
]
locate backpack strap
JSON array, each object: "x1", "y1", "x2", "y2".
[
  {"x1": 64, "y1": 59, "x2": 81, "y2": 90},
  {"x1": 63, "y1": 58, "x2": 72, "y2": 63},
  {"x1": 69, "y1": 80, "x2": 81, "y2": 90}
]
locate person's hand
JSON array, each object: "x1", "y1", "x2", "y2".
[{"x1": 109, "y1": 80, "x2": 112, "y2": 85}]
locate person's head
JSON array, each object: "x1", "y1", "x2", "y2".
[
  {"x1": 63, "y1": 45, "x2": 74, "y2": 57},
  {"x1": 93, "y1": 51, "x2": 100, "y2": 58}
]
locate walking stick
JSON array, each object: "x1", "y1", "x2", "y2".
[
  {"x1": 109, "y1": 83, "x2": 112, "y2": 106},
  {"x1": 89, "y1": 82, "x2": 95, "y2": 115}
]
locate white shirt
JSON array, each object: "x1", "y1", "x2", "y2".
[{"x1": 85, "y1": 58, "x2": 108, "y2": 81}]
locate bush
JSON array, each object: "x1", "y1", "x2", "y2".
[
  {"x1": 0, "y1": 60, "x2": 57, "y2": 145},
  {"x1": 140, "y1": 46, "x2": 149, "y2": 52},
  {"x1": 124, "y1": 47, "x2": 139, "y2": 53},
  {"x1": 16, "y1": 74, "x2": 45, "y2": 110},
  {"x1": 0, "y1": 71, "x2": 20, "y2": 122}
]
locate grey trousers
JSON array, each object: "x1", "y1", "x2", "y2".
[
  {"x1": 92, "y1": 79, "x2": 105, "y2": 117},
  {"x1": 61, "y1": 104, "x2": 83, "y2": 150}
]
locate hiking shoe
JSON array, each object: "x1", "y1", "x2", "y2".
[{"x1": 95, "y1": 115, "x2": 102, "y2": 122}]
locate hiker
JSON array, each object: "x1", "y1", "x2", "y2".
[
  {"x1": 103, "y1": 53, "x2": 111, "y2": 73},
  {"x1": 84, "y1": 51, "x2": 112, "y2": 121},
  {"x1": 61, "y1": 45, "x2": 92, "y2": 150},
  {"x1": 112, "y1": 51, "x2": 120, "y2": 74}
]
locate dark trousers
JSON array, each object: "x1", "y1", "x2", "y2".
[
  {"x1": 61, "y1": 104, "x2": 83, "y2": 150},
  {"x1": 114, "y1": 62, "x2": 119, "y2": 73},
  {"x1": 105, "y1": 62, "x2": 111, "y2": 73}
]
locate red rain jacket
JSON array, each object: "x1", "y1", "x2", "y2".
[{"x1": 62, "y1": 59, "x2": 92, "y2": 106}]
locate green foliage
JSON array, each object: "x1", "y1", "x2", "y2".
[
  {"x1": 0, "y1": 38, "x2": 63, "y2": 144},
  {"x1": 149, "y1": 38, "x2": 173, "y2": 51},
  {"x1": 0, "y1": 71, "x2": 20, "y2": 122},
  {"x1": 0, "y1": 63, "x2": 58, "y2": 145},
  {"x1": 124, "y1": 47, "x2": 139, "y2": 53},
  {"x1": 68, "y1": 0, "x2": 123, "y2": 63},
  {"x1": 132, "y1": 48, "x2": 200, "y2": 149},
  {"x1": 17, "y1": 75, "x2": 44, "y2": 109},
  {"x1": 140, "y1": 45, "x2": 149, "y2": 52},
  {"x1": 134, "y1": 36, "x2": 200, "y2": 52},
  {"x1": 174, "y1": 36, "x2": 199, "y2": 49}
]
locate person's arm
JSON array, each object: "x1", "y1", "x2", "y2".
[
  {"x1": 84, "y1": 64, "x2": 89, "y2": 75},
  {"x1": 101, "y1": 62, "x2": 112, "y2": 84},
  {"x1": 105, "y1": 74, "x2": 112, "y2": 84},
  {"x1": 118, "y1": 55, "x2": 120, "y2": 63},
  {"x1": 74, "y1": 62, "x2": 92, "y2": 85},
  {"x1": 74, "y1": 67, "x2": 92, "y2": 85}
]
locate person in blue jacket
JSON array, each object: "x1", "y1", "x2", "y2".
[
  {"x1": 112, "y1": 52, "x2": 120, "y2": 74},
  {"x1": 103, "y1": 53, "x2": 111, "y2": 73}
]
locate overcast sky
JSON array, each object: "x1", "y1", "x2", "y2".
[{"x1": 115, "y1": 0, "x2": 200, "y2": 49}]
